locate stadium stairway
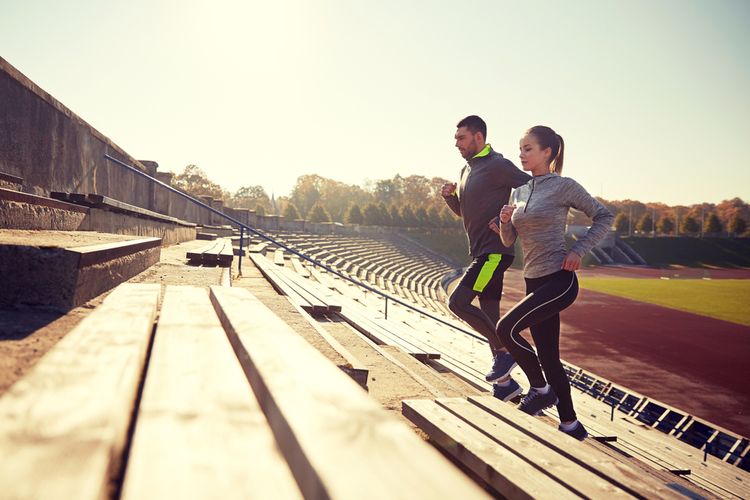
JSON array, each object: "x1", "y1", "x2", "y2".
[{"x1": 262, "y1": 230, "x2": 750, "y2": 498}]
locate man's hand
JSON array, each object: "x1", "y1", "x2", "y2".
[
  {"x1": 499, "y1": 204, "x2": 516, "y2": 224},
  {"x1": 441, "y1": 182, "x2": 457, "y2": 197},
  {"x1": 561, "y1": 251, "x2": 582, "y2": 271},
  {"x1": 488, "y1": 216, "x2": 501, "y2": 235}
]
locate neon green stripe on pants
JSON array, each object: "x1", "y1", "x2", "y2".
[{"x1": 472, "y1": 254, "x2": 501, "y2": 293}]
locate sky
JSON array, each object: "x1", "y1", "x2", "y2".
[{"x1": 2, "y1": 0, "x2": 749, "y2": 206}]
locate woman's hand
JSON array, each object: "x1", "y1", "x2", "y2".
[
  {"x1": 561, "y1": 251, "x2": 582, "y2": 271},
  {"x1": 499, "y1": 204, "x2": 516, "y2": 224}
]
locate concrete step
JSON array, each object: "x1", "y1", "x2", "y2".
[
  {"x1": 0, "y1": 172, "x2": 23, "y2": 191},
  {"x1": 0, "y1": 230, "x2": 161, "y2": 310}
]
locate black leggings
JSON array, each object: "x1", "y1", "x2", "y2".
[{"x1": 496, "y1": 270, "x2": 579, "y2": 422}]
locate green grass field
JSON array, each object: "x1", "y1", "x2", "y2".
[{"x1": 577, "y1": 277, "x2": 750, "y2": 326}]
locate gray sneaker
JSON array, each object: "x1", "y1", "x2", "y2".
[
  {"x1": 518, "y1": 386, "x2": 558, "y2": 415},
  {"x1": 559, "y1": 421, "x2": 588, "y2": 441},
  {"x1": 485, "y1": 351, "x2": 517, "y2": 382},
  {"x1": 492, "y1": 378, "x2": 522, "y2": 402}
]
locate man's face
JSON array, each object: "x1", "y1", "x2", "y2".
[{"x1": 454, "y1": 126, "x2": 482, "y2": 159}]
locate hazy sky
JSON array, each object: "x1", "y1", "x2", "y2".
[{"x1": 2, "y1": 0, "x2": 748, "y2": 205}]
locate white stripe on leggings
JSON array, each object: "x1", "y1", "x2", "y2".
[{"x1": 509, "y1": 273, "x2": 577, "y2": 355}]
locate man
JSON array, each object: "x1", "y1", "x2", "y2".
[{"x1": 442, "y1": 115, "x2": 530, "y2": 401}]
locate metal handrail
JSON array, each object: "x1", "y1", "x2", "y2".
[{"x1": 103, "y1": 153, "x2": 486, "y2": 342}]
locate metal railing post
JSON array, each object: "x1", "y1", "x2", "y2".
[{"x1": 239, "y1": 226, "x2": 244, "y2": 275}]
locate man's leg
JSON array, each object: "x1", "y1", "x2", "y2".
[{"x1": 448, "y1": 284, "x2": 502, "y2": 352}]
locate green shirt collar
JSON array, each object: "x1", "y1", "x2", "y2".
[{"x1": 472, "y1": 144, "x2": 491, "y2": 159}]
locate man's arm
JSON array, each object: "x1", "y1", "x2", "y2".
[{"x1": 441, "y1": 182, "x2": 461, "y2": 216}]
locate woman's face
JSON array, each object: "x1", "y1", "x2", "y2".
[{"x1": 519, "y1": 134, "x2": 551, "y2": 173}]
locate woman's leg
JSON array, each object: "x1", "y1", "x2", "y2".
[
  {"x1": 529, "y1": 314, "x2": 576, "y2": 422},
  {"x1": 496, "y1": 271, "x2": 579, "y2": 392}
]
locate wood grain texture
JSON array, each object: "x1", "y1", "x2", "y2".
[
  {"x1": 468, "y1": 396, "x2": 685, "y2": 499},
  {"x1": 209, "y1": 285, "x2": 489, "y2": 500},
  {"x1": 402, "y1": 399, "x2": 577, "y2": 499},
  {"x1": 436, "y1": 398, "x2": 634, "y2": 499},
  {"x1": 121, "y1": 286, "x2": 300, "y2": 500},
  {"x1": 0, "y1": 283, "x2": 160, "y2": 500}
]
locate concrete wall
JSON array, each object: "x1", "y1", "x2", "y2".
[{"x1": 1, "y1": 57, "x2": 153, "y2": 207}]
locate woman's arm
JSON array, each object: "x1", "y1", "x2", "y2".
[{"x1": 565, "y1": 179, "x2": 615, "y2": 258}]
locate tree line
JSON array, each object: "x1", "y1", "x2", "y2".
[{"x1": 171, "y1": 165, "x2": 748, "y2": 236}]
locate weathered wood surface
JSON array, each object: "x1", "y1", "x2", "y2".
[
  {"x1": 121, "y1": 286, "x2": 301, "y2": 500},
  {"x1": 0, "y1": 283, "x2": 160, "y2": 500},
  {"x1": 209, "y1": 286, "x2": 489, "y2": 499}
]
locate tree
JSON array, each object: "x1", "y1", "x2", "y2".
[
  {"x1": 389, "y1": 206, "x2": 403, "y2": 227},
  {"x1": 427, "y1": 206, "x2": 442, "y2": 227},
  {"x1": 703, "y1": 213, "x2": 722, "y2": 234},
  {"x1": 255, "y1": 205, "x2": 266, "y2": 216},
  {"x1": 363, "y1": 203, "x2": 382, "y2": 225},
  {"x1": 290, "y1": 175, "x2": 324, "y2": 216},
  {"x1": 307, "y1": 202, "x2": 331, "y2": 223},
  {"x1": 440, "y1": 206, "x2": 460, "y2": 228},
  {"x1": 172, "y1": 164, "x2": 226, "y2": 200},
  {"x1": 373, "y1": 176, "x2": 403, "y2": 206},
  {"x1": 400, "y1": 205, "x2": 418, "y2": 227},
  {"x1": 681, "y1": 215, "x2": 700, "y2": 234},
  {"x1": 658, "y1": 217, "x2": 674, "y2": 235},
  {"x1": 230, "y1": 185, "x2": 272, "y2": 212},
  {"x1": 637, "y1": 213, "x2": 654, "y2": 234},
  {"x1": 415, "y1": 206, "x2": 429, "y2": 227},
  {"x1": 613, "y1": 213, "x2": 629, "y2": 234},
  {"x1": 377, "y1": 202, "x2": 391, "y2": 226},
  {"x1": 728, "y1": 215, "x2": 747, "y2": 236},
  {"x1": 346, "y1": 204, "x2": 364, "y2": 224},
  {"x1": 283, "y1": 203, "x2": 301, "y2": 220}
]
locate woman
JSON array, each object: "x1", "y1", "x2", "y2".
[{"x1": 489, "y1": 125, "x2": 613, "y2": 440}]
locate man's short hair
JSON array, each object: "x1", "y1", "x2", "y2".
[{"x1": 456, "y1": 115, "x2": 487, "y2": 140}]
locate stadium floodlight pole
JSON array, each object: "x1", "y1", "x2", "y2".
[{"x1": 103, "y1": 153, "x2": 485, "y2": 341}]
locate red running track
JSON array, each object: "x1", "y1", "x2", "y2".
[{"x1": 499, "y1": 269, "x2": 750, "y2": 438}]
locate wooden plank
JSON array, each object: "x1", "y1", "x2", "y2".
[
  {"x1": 402, "y1": 400, "x2": 577, "y2": 499},
  {"x1": 290, "y1": 257, "x2": 311, "y2": 278},
  {"x1": 248, "y1": 242, "x2": 270, "y2": 254},
  {"x1": 0, "y1": 283, "x2": 160, "y2": 500},
  {"x1": 121, "y1": 286, "x2": 301, "y2": 500},
  {"x1": 274, "y1": 248, "x2": 285, "y2": 266},
  {"x1": 287, "y1": 302, "x2": 369, "y2": 389},
  {"x1": 217, "y1": 240, "x2": 233, "y2": 267},
  {"x1": 467, "y1": 396, "x2": 686, "y2": 499},
  {"x1": 567, "y1": 393, "x2": 749, "y2": 497},
  {"x1": 186, "y1": 241, "x2": 219, "y2": 263},
  {"x1": 436, "y1": 398, "x2": 634, "y2": 499},
  {"x1": 251, "y1": 254, "x2": 329, "y2": 315},
  {"x1": 209, "y1": 286, "x2": 489, "y2": 499}
]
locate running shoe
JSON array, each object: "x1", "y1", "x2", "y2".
[
  {"x1": 559, "y1": 421, "x2": 588, "y2": 441},
  {"x1": 485, "y1": 351, "x2": 517, "y2": 382},
  {"x1": 492, "y1": 378, "x2": 522, "y2": 402},
  {"x1": 518, "y1": 386, "x2": 559, "y2": 415}
]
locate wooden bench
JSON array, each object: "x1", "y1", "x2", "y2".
[
  {"x1": 251, "y1": 254, "x2": 341, "y2": 316},
  {"x1": 121, "y1": 286, "x2": 300, "y2": 499},
  {"x1": 209, "y1": 286, "x2": 489, "y2": 499},
  {"x1": 0, "y1": 283, "x2": 161, "y2": 499},
  {"x1": 404, "y1": 396, "x2": 690, "y2": 499},
  {"x1": 186, "y1": 239, "x2": 233, "y2": 267},
  {"x1": 0, "y1": 282, "x2": 488, "y2": 499}
]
